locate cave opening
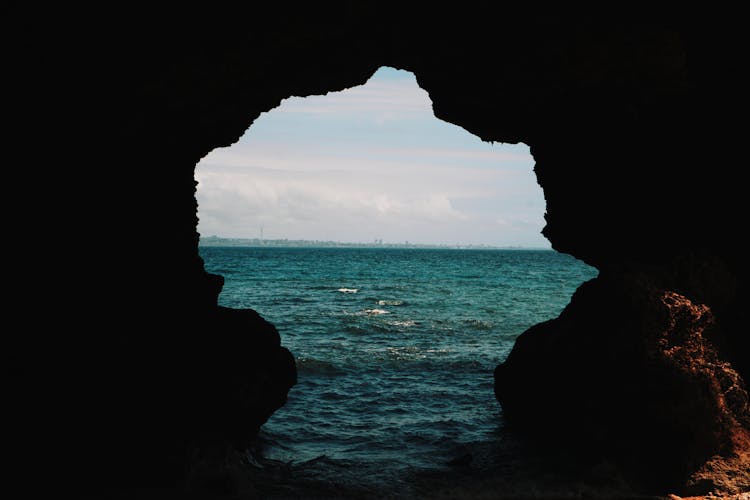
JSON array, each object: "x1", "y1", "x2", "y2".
[{"x1": 195, "y1": 66, "x2": 598, "y2": 484}]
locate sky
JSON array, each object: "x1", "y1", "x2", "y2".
[{"x1": 195, "y1": 67, "x2": 549, "y2": 248}]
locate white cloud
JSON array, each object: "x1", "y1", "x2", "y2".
[
  {"x1": 277, "y1": 78, "x2": 433, "y2": 119},
  {"x1": 195, "y1": 67, "x2": 549, "y2": 247}
]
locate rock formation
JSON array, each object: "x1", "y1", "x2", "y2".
[
  {"x1": 5, "y1": 3, "x2": 748, "y2": 497},
  {"x1": 495, "y1": 274, "x2": 750, "y2": 494}
]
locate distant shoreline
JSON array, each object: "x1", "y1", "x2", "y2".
[{"x1": 198, "y1": 236, "x2": 551, "y2": 251}]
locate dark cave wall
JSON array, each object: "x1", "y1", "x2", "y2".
[{"x1": 5, "y1": 3, "x2": 748, "y2": 495}]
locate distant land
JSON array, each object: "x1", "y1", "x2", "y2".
[{"x1": 198, "y1": 235, "x2": 550, "y2": 250}]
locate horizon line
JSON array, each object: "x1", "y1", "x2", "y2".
[{"x1": 199, "y1": 235, "x2": 552, "y2": 250}]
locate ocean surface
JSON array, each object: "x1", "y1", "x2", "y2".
[{"x1": 199, "y1": 246, "x2": 598, "y2": 493}]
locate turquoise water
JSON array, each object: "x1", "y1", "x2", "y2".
[{"x1": 199, "y1": 246, "x2": 597, "y2": 483}]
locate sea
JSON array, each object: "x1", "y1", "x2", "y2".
[{"x1": 198, "y1": 246, "x2": 599, "y2": 496}]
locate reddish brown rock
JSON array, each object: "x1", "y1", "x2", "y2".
[{"x1": 495, "y1": 273, "x2": 750, "y2": 494}]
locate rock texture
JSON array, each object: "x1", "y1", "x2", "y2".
[
  {"x1": 5, "y1": 3, "x2": 748, "y2": 497},
  {"x1": 495, "y1": 274, "x2": 750, "y2": 494}
]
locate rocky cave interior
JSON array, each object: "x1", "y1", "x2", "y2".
[{"x1": 6, "y1": 4, "x2": 749, "y2": 499}]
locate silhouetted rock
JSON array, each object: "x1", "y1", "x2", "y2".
[{"x1": 495, "y1": 273, "x2": 750, "y2": 495}]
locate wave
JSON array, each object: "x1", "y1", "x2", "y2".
[
  {"x1": 386, "y1": 346, "x2": 425, "y2": 359},
  {"x1": 376, "y1": 299, "x2": 404, "y2": 306},
  {"x1": 363, "y1": 308, "x2": 388, "y2": 315},
  {"x1": 462, "y1": 318, "x2": 494, "y2": 330},
  {"x1": 337, "y1": 288, "x2": 359, "y2": 294},
  {"x1": 271, "y1": 296, "x2": 315, "y2": 304},
  {"x1": 339, "y1": 309, "x2": 389, "y2": 318},
  {"x1": 385, "y1": 346, "x2": 450, "y2": 358},
  {"x1": 388, "y1": 320, "x2": 416, "y2": 327},
  {"x1": 296, "y1": 357, "x2": 344, "y2": 375},
  {"x1": 342, "y1": 325, "x2": 368, "y2": 335}
]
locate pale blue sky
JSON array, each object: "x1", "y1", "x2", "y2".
[{"x1": 195, "y1": 67, "x2": 549, "y2": 248}]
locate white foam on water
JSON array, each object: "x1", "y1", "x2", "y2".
[
  {"x1": 376, "y1": 299, "x2": 404, "y2": 306},
  {"x1": 388, "y1": 320, "x2": 416, "y2": 327},
  {"x1": 363, "y1": 308, "x2": 388, "y2": 315}
]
